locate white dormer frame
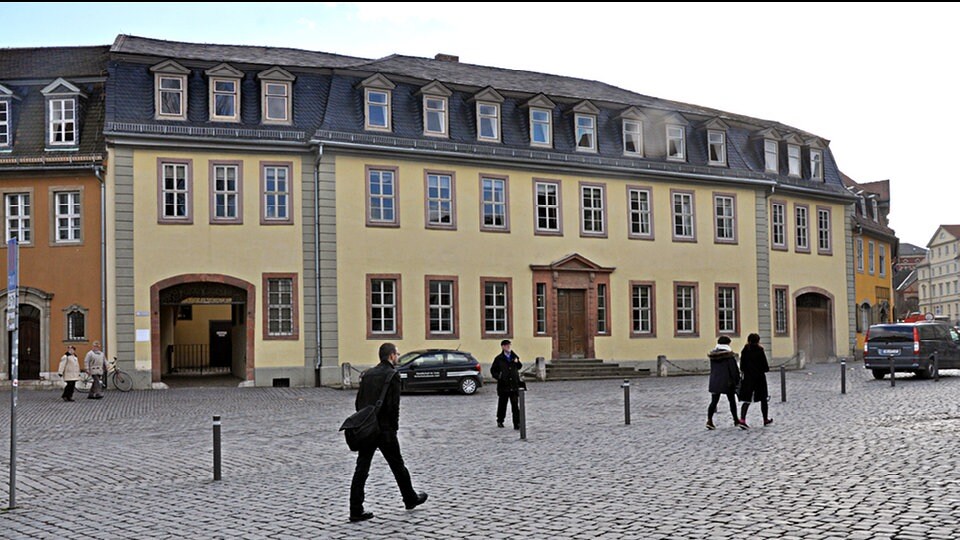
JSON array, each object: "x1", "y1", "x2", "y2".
[
  {"x1": 419, "y1": 81, "x2": 452, "y2": 138},
  {"x1": 754, "y1": 128, "x2": 781, "y2": 173},
  {"x1": 805, "y1": 137, "x2": 827, "y2": 181},
  {"x1": 41, "y1": 78, "x2": 86, "y2": 148},
  {"x1": 472, "y1": 87, "x2": 504, "y2": 143},
  {"x1": 783, "y1": 133, "x2": 804, "y2": 178},
  {"x1": 662, "y1": 112, "x2": 689, "y2": 162},
  {"x1": 361, "y1": 73, "x2": 396, "y2": 132},
  {"x1": 206, "y1": 63, "x2": 244, "y2": 123},
  {"x1": 0, "y1": 84, "x2": 19, "y2": 149},
  {"x1": 151, "y1": 60, "x2": 190, "y2": 121},
  {"x1": 572, "y1": 100, "x2": 600, "y2": 153},
  {"x1": 525, "y1": 94, "x2": 556, "y2": 148},
  {"x1": 704, "y1": 118, "x2": 729, "y2": 167},
  {"x1": 619, "y1": 107, "x2": 646, "y2": 157},
  {"x1": 871, "y1": 198, "x2": 880, "y2": 223},
  {"x1": 257, "y1": 66, "x2": 296, "y2": 126}
]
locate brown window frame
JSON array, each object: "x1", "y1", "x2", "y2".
[
  {"x1": 715, "y1": 283, "x2": 741, "y2": 337},
  {"x1": 49, "y1": 186, "x2": 84, "y2": 246},
  {"x1": 262, "y1": 273, "x2": 299, "y2": 341},
  {"x1": 423, "y1": 169, "x2": 457, "y2": 230},
  {"x1": 424, "y1": 275, "x2": 459, "y2": 340},
  {"x1": 157, "y1": 158, "x2": 194, "y2": 225},
  {"x1": 366, "y1": 274, "x2": 402, "y2": 340},
  {"x1": 365, "y1": 165, "x2": 400, "y2": 228},
  {"x1": 773, "y1": 285, "x2": 790, "y2": 336},
  {"x1": 533, "y1": 178, "x2": 563, "y2": 236},
  {"x1": 712, "y1": 192, "x2": 738, "y2": 245},
  {"x1": 209, "y1": 160, "x2": 244, "y2": 225},
  {"x1": 630, "y1": 281, "x2": 657, "y2": 338},
  {"x1": 626, "y1": 185, "x2": 654, "y2": 240},
  {"x1": 673, "y1": 281, "x2": 700, "y2": 338},
  {"x1": 260, "y1": 161, "x2": 294, "y2": 226},
  {"x1": 670, "y1": 189, "x2": 697, "y2": 243},
  {"x1": 794, "y1": 204, "x2": 811, "y2": 254},
  {"x1": 479, "y1": 173, "x2": 510, "y2": 233},
  {"x1": 770, "y1": 199, "x2": 788, "y2": 251},
  {"x1": 816, "y1": 205, "x2": 833, "y2": 256},
  {"x1": 579, "y1": 181, "x2": 608, "y2": 238},
  {"x1": 480, "y1": 277, "x2": 513, "y2": 340}
]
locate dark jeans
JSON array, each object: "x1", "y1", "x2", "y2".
[
  {"x1": 707, "y1": 392, "x2": 738, "y2": 423},
  {"x1": 89, "y1": 374, "x2": 104, "y2": 398},
  {"x1": 350, "y1": 430, "x2": 417, "y2": 516},
  {"x1": 61, "y1": 381, "x2": 76, "y2": 400},
  {"x1": 497, "y1": 392, "x2": 520, "y2": 427}
]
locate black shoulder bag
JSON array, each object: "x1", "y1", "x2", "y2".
[{"x1": 339, "y1": 371, "x2": 395, "y2": 452}]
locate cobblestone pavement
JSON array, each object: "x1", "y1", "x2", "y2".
[{"x1": 2, "y1": 362, "x2": 960, "y2": 539}]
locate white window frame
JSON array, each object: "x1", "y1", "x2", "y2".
[
  {"x1": 5, "y1": 193, "x2": 31, "y2": 244},
  {"x1": 764, "y1": 139, "x2": 778, "y2": 173},
  {"x1": 0, "y1": 100, "x2": 10, "y2": 147},
  {"x1": 627, "y1": 187, "x2": 653, "y2": 239},
  {"x1": 580, "y1": 183, "x2": 605, "y2": 236},
  {"x1": 856, "y1": 238, "x2": 864, "y2": 272},
  {"x1": 428, "y1": 279, "x2": 456, "y2": 336},
  {"x1": 707, "y1": 130, "x2": 726, "y2": 166},
  {"x1": 868, "y1": 241, "x2": 875, "y2": 274},
  {"x1": 713, "y1": 194, "x2": 736, "y2": 243},
  {"x1": 774, "y1": 286, "x2": 789, "y2": 335},
  {"x1": 534, "y1": 181, "x2": 561, "y2": 234},
  {"x1": 717, "y1": 286, "x2": 738, "y2": 335},
  {"x1": 48, "y1": 98, "x2": 76, "y2": 146},
  {"x1": 672, "y1": 191, "x2": 695, "y2": 241},
  {"x1": 575, "y1": 113, "x2": 597, "y2": 152},
  {"x1": 370, "y1": 278, "x2": 398, "y2": 335},
  {"x1": 365, "y1": 89, "x2": 391, "y2": 131},
  {"x1": 632, "y1": 283, "x2": 654, "y2": 335},
  {"x1": 54, "y1": 190, "x2": 81, "y2": 243},
  {"x1": 157, "y1": 74, "x2": 186, "y2": 120},
  {"x1": 262, "y1": 81, "x2": 291, "y2": 124},
  {"x1": 368, "y1": 168, "x2": 397, "y2": 226},
  {"x1": 530, "y1": 107, "x2": 552, "y2": 147},
  {"x1": 477, "y1": 102, "x2": 500, "y2": 142},
  {"x1": 426, "y1": 173, "x2": 455, "y2": 228},
  {"x1": 212, "y1": 164, "x2": 240, "y2": 221},
  {"x1": 263, "y1": 165, "x2": 290, "y2": 222},
  {"x1": 597, "y1": 283, "x2": 608, "y2": 334},
  {"x1": 623, "y1": 120, "x2": 643, "y2": 156},
  {"x1": 267, "y1": 277, "x2": 294, "y2": 337},
  {"x1": 481, "y1": 176, "x2": 508, "y2": 230},
  {"x1": 66, "y1": 307, "x2": 86, "y2": 341},
  {"x1": 871, "y1": 199, "x2": 879, "y2": 222},
  {"x1": 795, "y1": 206, "x2": 809, "y2": 252},
  {"x1": 771, "y1": 201, "x2": 786, "y2": 249},
  {"x1": 210, "y1": 78, "x2": 240, "y2": 122},
  {"x1": 483, "y1": 281, "x2": 509, "y2": 335},
  {"x1": 787, "y1": 144, "x2": 801, "y2": 177},
  {"x1": 535, "y1": 283, "x2": 547, "y2": 335},
  {"x1": 810, "y1": 149, "x2": 823, "y2": 180},
  {"x1": 161, "y1": 163, "x2": 190, "y2": 221},
  {"x1": 879, "y1": 245, "x2": 887, "y2": 277},
  {"x1": 666, "y1": 125, "x2": 685, "y2": 161},
  {"x1": 817, "y1": 207, "x2": 831, "y2": 254},
  {"x1": 423, "y1": 95, "x2": 448, "y2": 137},
  {"x1": 675, "y1": 284, "x2": 697, "y2": 335}
]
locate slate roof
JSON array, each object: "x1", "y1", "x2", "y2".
[
  {"x1": 898, "y1": 243, "x2": 927, "y2": 257},
  {"x1": 104, "y1": 35, "x2": 853, "y2": 197},
  {"x1": 841, "y1": 172, "x2": 897, "y2": 238},
  {"x1": 0, "y1": 46, "x2": 108, "y2": 167}
]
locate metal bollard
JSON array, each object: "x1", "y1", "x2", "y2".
[
  {"x1": 780, "y1": 365, "x2": 786, "y2": 402},
  {"x1": 841, "y1": 360, "x2": 846, "y2": 394},
  {"x1": 622, "y1": 379, "x2": 631, "y2": 425},
  {"x1": 213, "y1": 415, "x2": 222, "y2": 481},
  {"x1": 518, "y1": 388, "x2": 527, "y2": 440},
  {"x1": 889, "y1": 356, "x2": 895, "y2": 388},
  {"x1": 934, "y1": 352, "x2": 940, "y2": 382}
]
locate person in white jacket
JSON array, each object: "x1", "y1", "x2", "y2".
[
  {"x1": 58, "y1": 345, "x2": 81, "y2": 402},
  {"x1": 84, "y1": 341, "x2": 106, "y2": 399}
]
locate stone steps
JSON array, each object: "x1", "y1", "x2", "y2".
[{"x1": 523, "y1": 358, "x2": 651, "y2": 381}]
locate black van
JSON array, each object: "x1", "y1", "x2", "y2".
[{"x1": 864, "y1": 322, "x2": 960, "y2": 379}]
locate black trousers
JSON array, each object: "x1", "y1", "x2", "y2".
[
  {"x1": 350, "y1": 430, "x2": 417, "y2": 515},
  {"x1": 61, "y1": 381, "x2": 76, "y2": 400},
  {"x1": 89, "y1": 374, "x2": 104, "y2": 398},
  {"x1": 497, "y1": 392, "x2": 520, "y2": 427},
  {"x1": 707, "y1": 392, "x2": 738, "y2": 423}
]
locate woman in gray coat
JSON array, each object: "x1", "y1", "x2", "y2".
[{"x1": 706, "y1": 336, "x2": 742, "y2": 430}]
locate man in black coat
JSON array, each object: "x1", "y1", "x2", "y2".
[
  {"x1": 706, "y1": 336, "x2": 743, "y2": 430},
  {"x1": 491, "y1": 339, "x2": 523, "y2": 429},
  {"x1": 349, "y1": 343, "x2": 428, "y2": 522}
]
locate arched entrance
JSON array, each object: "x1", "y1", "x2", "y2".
[
  {"x1": 7, "y1": 305, "x2": 40, "y2": 379},
  {"x1": 795, "y1": 288, "x2": 835, "y2": 363},
  {"x1": 150, "y1": 274, "x2": 255, "y2": 384},
  {"x1": 1, "y1": 287, "x2": 52, "y2": 381}
]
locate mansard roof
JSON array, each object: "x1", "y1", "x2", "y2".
[{"x1": 0, "y1": 45, "x2": 109, "y2": 79}]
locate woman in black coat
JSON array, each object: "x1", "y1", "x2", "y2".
[
  {"x1": 706, "y1": 336, "x2": 742, "y2": 430},
  {"x1": 737, "y1": 333, "x2": 772, "y2": 427}
]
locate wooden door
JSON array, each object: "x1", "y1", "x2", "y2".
[
  {"x1": 209, "y1": 320, "x2": 232, "y2": 368},
  {"x1": 8, "y1": 311, "x2": 40, "y2": 380},
  {"x1": 557, "y1": 290, "x2": 587, "y2": 358},
  {"x1": 796, "y1": 293, "x2": 833, "y2": 363}
]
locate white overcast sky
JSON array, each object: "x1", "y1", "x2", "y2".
[{"x1": 3, "y1": 2, "x2": 955, "y2": 248}]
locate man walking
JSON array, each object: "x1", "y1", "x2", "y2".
[
  {"x1": 491, "y1": 339, "x2": 523, "y2": 429},
  {"x1": 349, "y1": 342, "x2": 428, "y2": 522},
  {"x1": 85, "y1": 341, "x2": 107, "y2": 399}
]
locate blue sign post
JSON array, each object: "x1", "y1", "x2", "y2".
[{"x1": 7, "y1": 237, "x2": 18, "y2": 509}]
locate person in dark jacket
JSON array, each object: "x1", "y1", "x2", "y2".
[
  {"x1": 349, "y1": 343, "x2": 427, "y2": 522},
  {"x1": 706, "y1": 336, "x2": 743, "y2": 430},
  {"x1": 490, "y1": 339, "x2": 522, "y2": 429},
  {"x1": 738, "y1": 333, "x2": 772, "y2": 427}
]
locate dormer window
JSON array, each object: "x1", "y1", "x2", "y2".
[
  {"x1": 360, "y1": 74, "x2": 396, "y2": 132},
  {"x1": 365, "y1": 90, "x2": 390, "y2": 130},
  {"x1": 666, "y1": 125, "x2": 685, "y2": 161},
  {"x1": 530, "y1": 108, "x2": 552, "y2": 146},
  {"x1": 764, "y1": 139, "x2": 778, "y2": 172},
  {"x1": 477, "y1": 102, "x2": 500, "y2": 141},
  {"x1": 41, "y1": 78, "x2": 84, "y2": 149},
  {"x1": 871, "y1": 199, "x2": 879, "y2": 222},
  {"x1": 575, "y1": 114, "x2": 596, "y2": 152},
  {"x1": 424, "y1": 96, "x2": 447, "y2": 136},
  {"x1": 810, "y1": 148, "x2": 823, "y2": 180},
  {"x1": 623, "y1": 120, "x2": 643, "y2": 156},
  {"x1": 206, "y1": 63, "x2": 243, "y2": 123},
  {"x1": 787, "y1": 144, "x2": 801, "y2": 177},
  {"x1": 258, "y1": 67, "x2": 295, "y2": 125},
  {"x1": 707, "y1": 130, "x2": 726, "y2": 166},
  {"x1": 0, "y1": 100, "x2": 10, "y2": 148},
  {"x1": 151, "y1": 60, "x2": 190, "y2": 121}
]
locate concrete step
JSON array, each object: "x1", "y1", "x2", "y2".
[
  {"x1": 521, "y1": 358, "x2": 652, "y2": 381},
  {"x1": 543, "y1": 370, "x2": 652, "y2": 381}
]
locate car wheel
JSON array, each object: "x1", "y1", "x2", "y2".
[
  {"x1": 871, "y1": 369, "x2": 886, "y2": 380},
  {"x1": 459, "y1": 377, "x2": 478, "y2": 395}
]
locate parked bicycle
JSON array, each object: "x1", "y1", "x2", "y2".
[{"x1": 76, "y1": 357, "x2": 133, "y2": 393}]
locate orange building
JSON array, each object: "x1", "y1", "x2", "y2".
[{"x1": 0, "y1": 47, "x2": 108, "y2": 381}]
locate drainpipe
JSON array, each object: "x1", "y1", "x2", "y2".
[
  {"x1": 94, "y1": 165, "x2": 107, "y2": 358},
  {"x1": 314, "y1": 144, "x2": 323, "y2": 386}
]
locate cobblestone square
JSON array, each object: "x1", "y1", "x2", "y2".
[{"x1": 2, "y1": 362, "x2": 960, "y2": 539}]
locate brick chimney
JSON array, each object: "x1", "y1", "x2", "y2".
[{"x1": 435, "y1": 53, "x2": 459, "y2": 63}]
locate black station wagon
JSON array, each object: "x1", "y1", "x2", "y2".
[{"x1": 396, "y1": 349, "x2": 484, "y2": 395}]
